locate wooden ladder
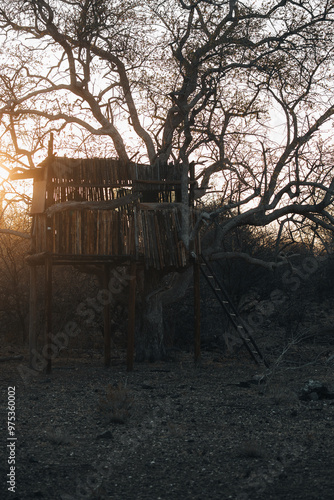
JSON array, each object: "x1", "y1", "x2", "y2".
[{"x1": 200, "y1": 254, "x2": 269, "y2": 368}]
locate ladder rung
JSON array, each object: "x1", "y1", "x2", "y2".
[{"x1": 200, "y1": 255, "x2": 268, "y2": 367}]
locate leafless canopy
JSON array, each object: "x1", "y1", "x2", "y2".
[{"x1": 0, "y1": 0, "x2": 334, "y2": 248}]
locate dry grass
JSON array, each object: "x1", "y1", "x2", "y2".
[{"x1": 45, "y1": 428, "x2": 72, "y2": 445}]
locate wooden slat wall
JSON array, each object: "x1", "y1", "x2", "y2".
[
  {"x1": 33, "y1": 210, "x2": 136, "y2": 257},
  {"x1": 135, "y1": 207, "x2": 187, "y2": 269},
  {"x1": 46, "y1": 158, "x2": 183, "y2": 205},
  {"x1": 33, "y1": 206, "x2": 192, "y2": 269},
  {"x1": 31, "y1": 158, "x2": 197, "y2": 268}
]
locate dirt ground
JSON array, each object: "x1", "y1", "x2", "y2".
[{"x1": 1, "y1": 341, "x2": 334, "y2": 500}]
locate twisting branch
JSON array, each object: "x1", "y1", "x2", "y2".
[{"x1": 0, "y1": 229, "x2": 30, "y2": 239}]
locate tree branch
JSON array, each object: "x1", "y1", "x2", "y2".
[
  {"x1": 207, "y1": 250, "x2": 289, "y2": 271},
  {"x1": 0, "y1": 229, "x2": 30, "y2": 239}
]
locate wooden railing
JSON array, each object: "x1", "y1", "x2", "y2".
[{"x1": 32, "y1": 204, "x2": 188, "y2": 269}]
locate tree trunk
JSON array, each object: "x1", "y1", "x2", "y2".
[
  {"x1": 136, "y1": 295, "x2": 165, "y2": 362},
  {"x1": 135, "y1": 267, "x2": 193, "y2": 362}
]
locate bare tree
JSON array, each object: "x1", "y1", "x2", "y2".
[
  {"x1": 0, "y1": 199, "x2": 30, "y2": 341},
  {"x1": 0, "y1": 0, "x2": 334, "y2": 357}
]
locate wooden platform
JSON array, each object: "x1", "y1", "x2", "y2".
[{"x1": 11, "y1": 153, "x2": 200, "y2": 373}]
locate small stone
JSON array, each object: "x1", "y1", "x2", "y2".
[
  {"x1": 142, "y1": 381, "x2": 154, "y2": 389},
  {"x1": 96, "y1": 430, "x2": 112, "y2": 439},
  {"x1": 299, "y1": 379, "x2": 333, "y2": 401},
  {"x1": 308, "y1": 392, "x2": 319, "y2": 401},
  {"x1": 252, "y1": 374, "x2": 266, "y2": 384}
]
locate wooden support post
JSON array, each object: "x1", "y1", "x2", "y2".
[
  {"x1": 45, "y1": 256, "x2": 52, "y2": 374},
  {"x1": 103, "y1": 265, "x2": 111, "y2": 367},
  {"x1": 48, "y1": 133, "x2": 54, "y2": 157},
  {"x1": 127, "y1": 261, "x2": 137, "y2": 372},
  {"x1": 189, "y1": 161, "x2": 195, "y2": 208},
  {"x1": 29, "y1": 265, "x2": 37, "y2": 368},
  {"x1": 194, "y1": 260, "x2": 201, "y2": 362}
]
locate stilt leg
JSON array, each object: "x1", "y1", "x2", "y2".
[
  {"x1": 103, "y1": 265, "x2": 111, "y2": 367},
  {"x1": 127, "y1": 261, "x2": 136, "y2": 372},
  {"x1": 29, "y1": 265, "x2": 37, "y2": 368},
  {"x1": 194, "y1": 260, "x2": 201, "y2": 362},
  {"x1": 45, "y1": 256, "x2": 52, "y2": 374}
]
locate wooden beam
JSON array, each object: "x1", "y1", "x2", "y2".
[
  {"x1": 134, "y1": 179, "x2": 197, "y2": 185},
  {"x1": 25, "y1": 253, "x2": 138, "y2": 266},
  {"x1": 193, "y1": 261, "x2": 201, "y2": 363},
  {"x1": 48, "y1": 133, "x2": 54, "y2": 157},
  {"x1": 45, "y1": 194, "x2": 139, "y2": 215},
  {"x1": 103, "y1": 265, "x2": 111, "y2": 367},
  {"x1": 127, "y1": 261, "x2": 137, "y2": 372},
  {"x1": 10, "y1": 168, "x2": 45, "y2": 181},
  {"x1": 138, "y1": 202, "x2": 183, "y2": 210},
  {"x1": 40, "y1": 182, "x2": 132, "y2": 188},
  {"x1": 189, "y1": 161, "x2": 195, "y2": 208}
]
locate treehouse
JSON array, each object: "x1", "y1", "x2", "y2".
[
  {"x1": 11, "y1": 151, "x2": 267, "y2": 374},
  {"x1": 11, "y1": 151, "x2": 200, "y2": 372},
  {"x1": 13, "y1": 156, "x2": 193, "y2": 269}
]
